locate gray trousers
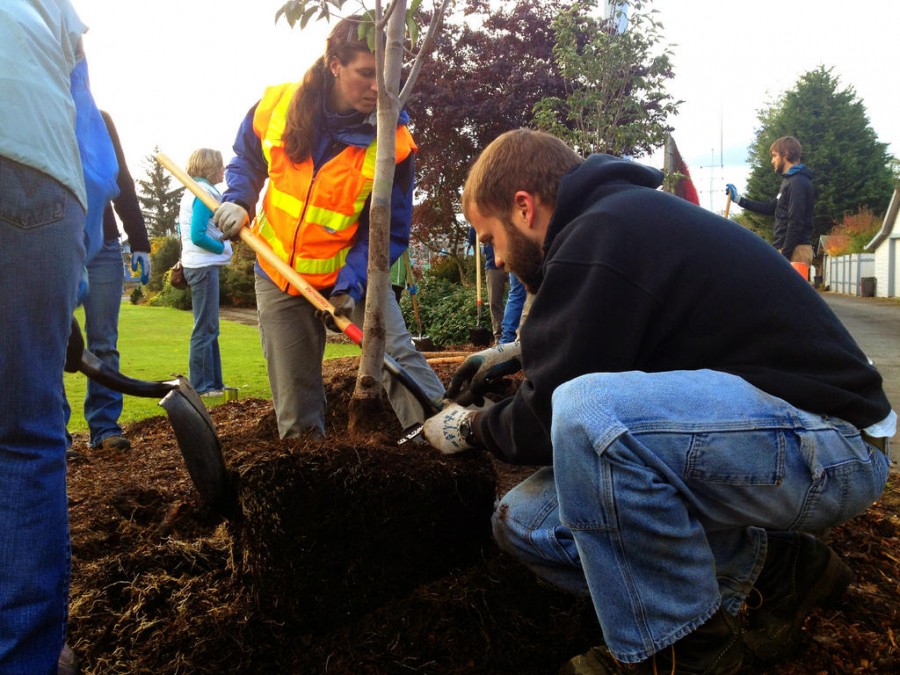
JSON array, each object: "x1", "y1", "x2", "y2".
[{"x1": 256, "y1": 275, "x2": 445, "y2": 438}]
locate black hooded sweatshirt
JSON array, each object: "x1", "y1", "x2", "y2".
[
  {"x1": 738, "y1": 165, "x2": 814, "y2": 259},
  {"x1": 474, "y1": 155, "x2": 890, "y2": 466}
]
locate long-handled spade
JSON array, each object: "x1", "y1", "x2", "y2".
[
  {"x1": 156, "y1": 152, "x2": 444, "y2": 421},
  {"x1": 66, "y1": 318, "x2": 237, "y2": 519}
]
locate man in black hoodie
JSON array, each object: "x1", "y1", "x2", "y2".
[
  {"x1": 726, "y1": 135, "x2": 815, "y2": 265},
  {"x1": 421, "y1": 129, "x2": 893, "y2": 674}
]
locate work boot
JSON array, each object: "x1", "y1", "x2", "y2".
[
  {"x1": 560, "y1": 609, "x2": 745, "y2": 674},
  {"x1": 742, "y1": 531, "x2": 853, "y2": 664},
  {"x1": 98, "y1": 435, "x2": 131, "y2": 451}
]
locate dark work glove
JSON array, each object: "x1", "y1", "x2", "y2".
[
  {"x1": 447, "y1": 341, "x2": 522, "y2": 403},
  {"x1": 316, "y1": 293, "x2": 355, "y2": 332}
]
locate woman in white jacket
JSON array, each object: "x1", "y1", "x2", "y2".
[{"x1": 178, "y1": 149, "x2": 232, "y2": 395}]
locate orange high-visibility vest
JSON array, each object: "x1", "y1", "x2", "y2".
[{"x1": 251, "y1": 82, "x2": 416, "y2": 294}]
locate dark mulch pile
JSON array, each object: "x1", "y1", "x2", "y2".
[{"x1": 66, "y1": 356, "x2": 900, "y2": 674}]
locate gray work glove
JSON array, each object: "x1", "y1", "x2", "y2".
[
  {"x1": 447, "y1": 341, "x2": 522, "y2": 403},
  {"x1": 213, "y1": 202, "x2": 249, "y2": 240},
  {"x1": 725, "y1": 184, "x2": 741, "y2": 204}
]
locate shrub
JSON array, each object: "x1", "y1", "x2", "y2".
[
  {"x1": 825, "y1": 207, "x2": 882, "y2": 256},
  {"x1": 148, "y1": 235, "x2": 181, "y2": 292},
  {"x1": 129, "y1": 285, "x2": 144, "y2": 305},
  {"x1": 221, "y1": 241, "x2": 256, "y2": 307},
  {"x1": 149, "y1": 267, "x2": 192, "y2": 310},
  {"x1": 400, "y1": 271, "x2": 485, "y2": 348}
]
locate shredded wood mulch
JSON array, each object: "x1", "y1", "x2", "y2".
[{"x1": 66, "y1": 356, "x2": 900, "y2": 674}]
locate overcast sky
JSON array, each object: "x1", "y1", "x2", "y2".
[{"x1": 75, "y1": 0, "x2": 899, "y2": 218}]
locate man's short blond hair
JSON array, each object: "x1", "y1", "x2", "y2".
[
  {"x1": 462, "y1": 129, "x2": 582, "y2": 220},
  {"x1": 185, "y1": 148, "x2": 223, "y2": 184}
]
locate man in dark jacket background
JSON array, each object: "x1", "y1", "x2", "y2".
[
  {"x1": 726, "y1": 135, "x2": 815, "y2": 265},
  {"x1": 65, "y1": 111, "x2": 152, "y2": 454},
  {"x1": 422, "y1": 129, "x2": 893, "y2": 674}
]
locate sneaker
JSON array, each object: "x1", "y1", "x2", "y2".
[
  {"x1": 58, "y1": 642, "x2": 79, "y2": 674},
  {"x1": 98, "y1": 435, "x2": 131, "y2": 451},
  {"x1": 200, "y1": 389, "x2": 224, "y2": 398},
  {"x1": 742, "y1": 532, "x2": 854, "y2": 664},
  {"x1": 560, "y1": 609, "x2": 744, "y2": 674}
]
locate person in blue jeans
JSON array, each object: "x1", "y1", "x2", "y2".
[
  {"x1": 178, "y1": 148, "x2": 233, "y2": 396},
  {"x1": 0, "y1": 3, "x2": 96, "y2": 672},
  {"x1": 424, "y1": 130, "x2": 893, "y2": 674},
  {"x1": 65, "y1": 111, "x2": 152, "y2": 453},
  {"x1": 499, "y1": 272, "x2": 527, "y2": 344}
]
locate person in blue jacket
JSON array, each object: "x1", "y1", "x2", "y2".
[
  {"x1": 0, "y1": 3, "x2": 102, "y2": 672},
  {"x1": 214, "y1": 16, "x2": 444, "y2": 438}
]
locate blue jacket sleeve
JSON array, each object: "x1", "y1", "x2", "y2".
[
  {"x1": 333, "y1": 151, "x2": 415, "y2": 301},
  {"x1": 223, "y1": 103, "x2": 268, "y2": 218},
  {"x1": 190, "y1": 198, "x2": 224, "y2": 254}
]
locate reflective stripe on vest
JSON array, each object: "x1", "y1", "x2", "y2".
[{"x1": 250, "y1": 82, "x2": 415, "y2": 294}]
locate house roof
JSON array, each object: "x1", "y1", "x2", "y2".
[{"x1": 866, "y1": 185, "x2": 900, "y2": 251}]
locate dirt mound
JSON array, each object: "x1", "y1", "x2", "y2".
[{"x1": 66, "y1": 357, "x2": 900, "y2": 673}]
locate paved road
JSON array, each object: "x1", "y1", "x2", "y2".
[{"x1": 822, "y1": 292, "x2": 900, "y2": 469}]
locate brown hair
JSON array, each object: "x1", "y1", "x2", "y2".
[
  {"x1": 770, "y1": 136, "x2": 802, "y2": 163},
  {"x1": 185, "y1": 148, "x2": 223, "y2": 183},
  {"x1": 462, "y1": 129, "x2": 583, "y2": 220},
  {"x1": 283, "y1": 16, "x2": 371, "y2": 163}
]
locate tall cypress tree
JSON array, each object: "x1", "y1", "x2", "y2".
[
  {"x1": 741, "y1": 66, "x2": 894, "y2": 243},
  {"x1": 136, "y1": 147, "x2": 182, "y2": 238}
]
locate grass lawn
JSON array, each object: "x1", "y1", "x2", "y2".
[{"x1": 64, "y1": 302, "x2": 359, "y2": 434}]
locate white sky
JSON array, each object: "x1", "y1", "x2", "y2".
[{"x1": 75, "y1": 0, "x2": 899, "y2": 218}]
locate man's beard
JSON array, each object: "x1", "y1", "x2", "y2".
[{"x1": 501, "y1": 217, "x2": 544, "y2": 294}]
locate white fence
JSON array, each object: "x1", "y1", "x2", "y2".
[{"x1": 823, "y1": 253, "x2": 875, "y2": 296}]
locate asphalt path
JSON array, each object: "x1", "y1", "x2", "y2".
[{"x1": 821, "y1": 292, "x2": 900, "y2": 469}]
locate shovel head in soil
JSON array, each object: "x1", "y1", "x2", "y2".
[
  {"x1": 67, "y1": 318, "x2": 236, "y2": 519},
  {"x1": 159, "y1": 377, "x2": 237, "y2": 519}
]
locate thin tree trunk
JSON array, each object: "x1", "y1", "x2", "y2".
[{"x1": 348, "y1": 0, "x2": 407, "y2": 437}]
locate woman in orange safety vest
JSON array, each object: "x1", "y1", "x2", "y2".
[{"x1": 214, "y1": 16, "x2": 444, "y2": 439}]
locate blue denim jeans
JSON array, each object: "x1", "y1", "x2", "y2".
[
  {"x1": 492, "y1": 370, "x2": 889, "y2": 664},
  {"x1": 500, "y1": 272, "x2": 526, "y2": 344},
  {"x1": 0, "y1": 157, "x2": 84, "y2": 673},
  {"x1": 64, "y1": 238, "x2": 126, "y2": 445},
  {"x1": 184, "y1": 265, "x2": 224, "y2": 394}
]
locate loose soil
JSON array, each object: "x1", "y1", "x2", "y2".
[{"x1": 67, "y1": 356, "x2": 900, "y2": 674}]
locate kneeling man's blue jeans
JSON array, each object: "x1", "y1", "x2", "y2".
[{"x1": 492, "y1": 370, "x2": 889, "y2": 664}]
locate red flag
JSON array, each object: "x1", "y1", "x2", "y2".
[{"x1": 663, "y1": 136, "x2": 700, "y2": 205}]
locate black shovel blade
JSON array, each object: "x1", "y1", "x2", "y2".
[{"x1": 159, "y1": 376, "x2": 237, "y2": 520}]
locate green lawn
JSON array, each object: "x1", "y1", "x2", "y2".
[{"x1": 64, "y1": 302, "x2": 359, "y2": 434}]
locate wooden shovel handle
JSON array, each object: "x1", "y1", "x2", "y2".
[
  {"x1": 156, "y1": 152, "x2": 362, "y2": 344},
  {"x1": 724, "y1": 194, "x2": 732, "y2": 219}
]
